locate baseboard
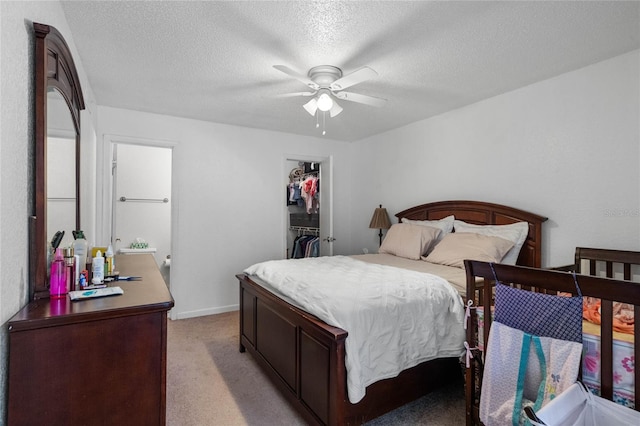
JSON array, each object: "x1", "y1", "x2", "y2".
[{"x1": 172, "y1": 304, "x2": 239, "y2": 320}]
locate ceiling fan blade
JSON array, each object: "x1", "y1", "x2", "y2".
[
  {"x1": 273, "y1": 65, "x2": 319, "y2": 90},
  {"x1": 302, "y1": 98, "x2": 318, "y2": 116},
  {"x1": 330, "y1": 66, "x2": 378, "y2": 91},
  {"x1": 334, "y1": 91, "x2": 387, "y2": 108},
  {"x1": 329, "y1": 100, "x2": 343, "y2": 118},
  {"x1": 273, "y1": 91, "x2": 317, "y2": 98}
]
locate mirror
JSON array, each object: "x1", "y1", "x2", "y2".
[
  {"x1": 47, "y1": 90, "x2": 77, "y2": 251},
  {"x1": 32, "y1": 23, "x2": 84, "y2": 299}
]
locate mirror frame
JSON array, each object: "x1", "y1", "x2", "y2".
[{"x1": 32, "y1": 23, "x2": 85, "y2": 300}]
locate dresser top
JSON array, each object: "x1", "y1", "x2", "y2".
[{"x1": 9, "y1": 254, "x2": 174, "y2": 332}]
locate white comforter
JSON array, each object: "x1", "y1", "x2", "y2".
[{"x1": 243, "y1": 255, "x2": 466, "y2": 403}]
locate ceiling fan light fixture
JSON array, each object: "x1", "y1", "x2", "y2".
[
  {"x1": 303, "y1": 98, "x2": 318, "y2": 116},
  {"x1": 273, "y1": 64, "x2": 384, "y2": 133},
  {"x1": 316, "y1": 92, "x2": 333, "y2": 112},
  {"x1": 329, "y1": 101, "x2": 343, "y2": 118}
]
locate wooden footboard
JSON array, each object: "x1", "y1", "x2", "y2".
[
  {"x1": 464, "y1": 259, "x2": 640, "y2": 426},
  {"x1": 238, "y1": 273, "x2": 461, "y2": 425}
]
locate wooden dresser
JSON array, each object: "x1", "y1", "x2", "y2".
[{"x1": 7, "y1": 254, "x2": 174, "y2": 425}]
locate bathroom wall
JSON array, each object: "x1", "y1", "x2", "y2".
[{"x1": 111, "y1": 142, "x2": 172, "y2": 271}]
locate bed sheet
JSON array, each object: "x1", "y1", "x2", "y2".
[
  {"x1": 244, "y1": 255, "x2": 466, "y2": 404},
  {"x1": 351, "y1": 253, "x2": 468, "y2": 296}
]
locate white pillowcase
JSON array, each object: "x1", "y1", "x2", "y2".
[
  {"x1": 379, "y1": 223, "x2": 442, "y2": 260},
  {"x1": 401, "y1": 215, "x2": 454, "y2": 245},
  {"x1": 453, "y1": 220, "x2": 529, "y2": 265}
]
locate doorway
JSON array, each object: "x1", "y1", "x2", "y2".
[
  {"x1": 111, "y1": 143, "x2": 173, "y2": 286},
  {"x1": 284, "y1": 155, "x2": 334, "y2": 257}
]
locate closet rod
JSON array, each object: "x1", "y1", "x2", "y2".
[{"x1": 119, "y1": 196, "x2": 169, "y2": 203}]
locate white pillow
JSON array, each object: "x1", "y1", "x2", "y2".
[
  {"x1": 379, "y1": 223, "x2": 442, "y2": 260},
  {"x1": 453, "y1": 220, "x2": 529, "y2": 265},
  {"x1": 401, "y1": 215, "x2": 454, "y2": 246},
  {"x1": 425, "y1": 232, "x2": 515, "y2": 269}
]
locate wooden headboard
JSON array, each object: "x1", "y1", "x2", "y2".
[{"x1": 395, "y1": 200, "x2": 548, "y2": 268}]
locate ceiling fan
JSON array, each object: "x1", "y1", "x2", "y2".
[{"x1": 273, "y1": 65, "x2": 387, "y2": 118}]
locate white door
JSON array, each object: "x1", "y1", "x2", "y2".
[
  {"x1": 319, "y1": 158, "x2": 334, "y2": 256},
  {"x1": 111, "y1": 143, "x2": 172, "y2": 268}
]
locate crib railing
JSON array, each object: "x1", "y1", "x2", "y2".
[{"x1": 464, "y1": 258, "x2": 640, "y2": 425}]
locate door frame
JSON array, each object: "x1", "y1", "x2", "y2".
[
  {"x1": 99, "y1": 134, "x2": 177, "y2": 245},
  {"x1": 283, "y1": 154, "x2": 333, "y2": 257},
  {"x1": 99, "y1": 135, "x2": 178, "y2": 318}
]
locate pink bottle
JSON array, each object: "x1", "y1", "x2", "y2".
[{"x1": 49, "y1": 248, "x2": 67, "y2": 299}]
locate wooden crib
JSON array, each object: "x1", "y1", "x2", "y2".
[{"x1": 464, "y1": 247, "x2": 640, "y2": 425}]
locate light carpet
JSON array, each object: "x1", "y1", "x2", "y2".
[{"x1": 166, "y1": 311, "x2": 465, "y2": 425}]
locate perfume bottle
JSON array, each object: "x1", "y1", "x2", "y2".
[
  {"x1": 64, "y1": 247, "x2": 76, "y2": 292},
  {"x1": 49, "y1": 248, "x2": 67, "y2": 299}
]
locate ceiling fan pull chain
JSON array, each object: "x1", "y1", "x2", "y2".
[
  {"x1": 316, "y1": 110, "x2": 319, "y2": 129},
  {"x1": 322, "y1": 111, "x2": 326, "y2": 136}
]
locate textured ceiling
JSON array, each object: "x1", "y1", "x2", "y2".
[{"x1": 60, "y1": 1, "x2": 640, "y2": 142}]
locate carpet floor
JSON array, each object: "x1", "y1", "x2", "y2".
[{"x1": 166, "y1": 311, "x2": 466, "y2": 425}]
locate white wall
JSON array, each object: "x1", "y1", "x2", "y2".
[
  {"x1": 96, "y1": 107, "x2": 354, "y2": 319},
  {"x1": 2, "y1": 2, "x2": 636, "y2": 418},
  {"x1": 0, "y1": 1, "x2": 98, "y2": 423},
  {"x1": 96, "y1": 50, "x2": 639, "y2": 320},
  {"x1": 112, "y1": 143, "x2": 172, "y2": 269},
  {"x1": 349, "y1": 50, "x2": 640, "y2": 267}
]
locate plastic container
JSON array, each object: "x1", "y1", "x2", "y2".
[
  {"x1": 105, "y1": 245, "x2": 114, "y2": 276},
  {"x1": 49, "y1": 248, "x2": 67, "y2": 299},
  {"x1": 79, "y1": 270, "x2": 89, "y2": 289},
  {"x1": 73, "y1": 230, "x2": 89, "y2": 270},
  {"x1": 92, "y1": 250, "x2": 104, "y2": 284},
  {"x1": 74, "y1": 254, "x2": 81, "y2": 289}
]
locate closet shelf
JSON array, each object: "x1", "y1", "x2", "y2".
[{"x1": 289, "y1": 226, "x2": 320, "y2": 236}]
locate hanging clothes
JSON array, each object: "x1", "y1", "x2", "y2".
[
  {"x1": 300, "y1": 175, "x2": 319, "y2": 214},
  {"x1": 287, "y1": 165, "x2": 321, "y2": 257},
  {"x1": 287, "y1": 182, "x2": 304, "y2": 206},
  {"x1": 291, "y1": 235, "x2": 320, "y2": 259}
]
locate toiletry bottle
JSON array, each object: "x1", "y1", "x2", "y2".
[
  {"x1": 74, "y1": 254, "x2": 81, "y2": 289},
  {"x1": 105, "y1": 244, "x2": 114, "y2": 276},
  {"x1": 73, "y1": 230, "x2": 89, "y2": 272},
  {"x1": 63, "y1": 247, "x2": 76, "y2": 292},
  {"x1": 49, "y1": 248, "x2": 67, "y2": 299},
  {"x1": 92, "y1": 250, "x2": 104, "y2": 285},
  {"x1": 86, "y1": 244, "x2": 93, "y2": 272},
  {"x1": 79, "y1": 270, "x2": 88, "y2": 289}
]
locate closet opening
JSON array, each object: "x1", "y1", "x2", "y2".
[{"x1": 284, "y1": 156, "x2": 333, "y2": 258}]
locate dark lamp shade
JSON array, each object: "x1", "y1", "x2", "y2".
[{"x1": 369, "y1": 207, "x2": 391, "y2": 230}]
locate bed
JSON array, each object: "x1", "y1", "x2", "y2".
[
  {"x1": 465, "y1": 248, "x2": 640, "y2": 425},
  {"x1": 237, "y1": 200, "x2": 547, "y2": 425}
]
